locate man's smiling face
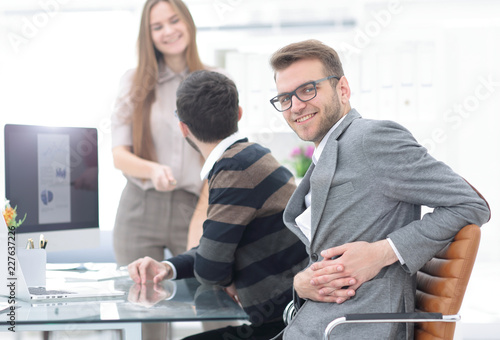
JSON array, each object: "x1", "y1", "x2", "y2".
[{"x1": 275, "y1": 58, "x2": 344, "y2": 146}]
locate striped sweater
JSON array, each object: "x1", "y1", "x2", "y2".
[{"x1": 168, "y1": 139, "x2": 308, "y2": 324}]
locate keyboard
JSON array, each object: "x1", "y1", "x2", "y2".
[{"x1": 29, "y1": 287, "x2": 74, "y2": 295}]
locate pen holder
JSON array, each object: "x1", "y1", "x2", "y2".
[{"x1": 16, "y1": 248, "x2": 47, "y2": 287}]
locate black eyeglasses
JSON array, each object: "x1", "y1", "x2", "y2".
[{"x1": 270, "y1": 75, "x2": 340, "y2": 112}]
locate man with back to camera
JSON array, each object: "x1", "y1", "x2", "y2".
[
  {"x1": 127, "y1": 70, "x2": 309, "y2": 340},
  {"x1": 268, "y1": 39, "x2": 490, "y2": 339}
]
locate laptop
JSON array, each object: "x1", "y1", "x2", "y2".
[{"x1": 0, "y1": 218, "x2": 125, "y2": 301}]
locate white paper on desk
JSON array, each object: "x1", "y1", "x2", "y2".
[
  {"x1": 61, "y1": 269, "x2": 130, "y2": 282},
  {"x1": 47, "y1": 263, "x2": 114, "y2": 271},
  {"x1": 46, "y1": 263, "x2": 86, "y2": 271},
  {"x1": 46, "y1": 263, "x2": 130, "y2": 281}
]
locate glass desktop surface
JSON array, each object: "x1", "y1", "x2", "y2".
[{"x1": 2, "y1": 275, "x2": 248, "y2": 325}]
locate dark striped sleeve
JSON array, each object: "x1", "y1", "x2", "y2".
[{"x1": 167, "y1": 248, "x2": 196, "y2": 279}]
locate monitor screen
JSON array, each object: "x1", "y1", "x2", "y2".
[{"x1": 4, "y1": 124, "x2": 99, "y2": 240}]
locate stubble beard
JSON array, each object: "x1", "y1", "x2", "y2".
[{"x1": 291, "y1": 96, "x2": 343, "y2": 144}]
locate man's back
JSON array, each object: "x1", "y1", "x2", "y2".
[{"x1": 172, "y1": 139, "x2": 308, "y2": 324}]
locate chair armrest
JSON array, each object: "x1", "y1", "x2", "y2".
[
  {"x1": 283, "y1": 300, "x2": 296, "y2": 325},
  {"x1": 346, "y1": 312, "x2": 444, "y2": 320},
  {"x1": 324, "y1": 313, "x2": 460, "y2": 340}
]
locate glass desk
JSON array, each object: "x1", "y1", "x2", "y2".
[{"x1": 0, "y1": 265, "x2": 248, "y2": 339}]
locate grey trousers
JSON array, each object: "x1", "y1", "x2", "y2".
[{"x1": 113, "y1": 181, "x2": 199, "y2": 266}]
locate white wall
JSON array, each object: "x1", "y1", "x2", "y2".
[
  {"x1": 0, "y1": 2, "x2": 141, "y2": 235},
  {"x1": 0, "y1": 1, "x2": 498, "y2": 265},
  {"x1": 195, "y1": 0, "x2": 500, "y2": 264}
]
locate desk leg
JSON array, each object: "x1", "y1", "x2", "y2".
[{"x1": 122, "y1": 322, "x2": 142, "y2": 340}]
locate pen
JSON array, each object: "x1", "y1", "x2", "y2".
[
  {"x1": 26, "y1": 238, "x2": 35, "y2": 249},
  {"x1": 40, "y1": 234, "x2": 45, "y2": 249},
  {"x1": 42, "y1": 239, "x2": 48, "y2": 249}
]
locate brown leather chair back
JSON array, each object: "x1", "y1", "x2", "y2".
[{"x1": 415, "y1": 224, "x2": 481, "y2": 339}]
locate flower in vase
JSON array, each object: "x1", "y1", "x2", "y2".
[
  {"x1": 3, "y1": 198, "x2": 26, "y2": 229},
  {"x1": 289, "y1": 145, "x2": 314, "y2": 178}
]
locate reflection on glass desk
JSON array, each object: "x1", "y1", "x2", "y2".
[{"x1": 0, "y1": 265, "x2": 248, "y2": 339}]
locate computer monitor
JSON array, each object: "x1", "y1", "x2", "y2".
[{"x1": 4, "y1": 124, "x2": 99, "y2": 252}]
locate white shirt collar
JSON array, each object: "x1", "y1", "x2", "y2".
[
  {"x1": 312, "y1": 115, "x2": 346, "y2": 165},
  {"x1": 200, "y1": 132, "x2": 244, "y2": 180}
]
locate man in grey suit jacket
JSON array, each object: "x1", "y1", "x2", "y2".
[{"x1": 268, "y1": 40, "x2": 491, "y2": 339}]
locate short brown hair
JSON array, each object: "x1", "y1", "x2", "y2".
[
  {"x1": 176, "y1": 71, "x2": 239, "y2": 143},
  {"x1": 270, "y1": 39, "x2": 345, "y2": 80}
]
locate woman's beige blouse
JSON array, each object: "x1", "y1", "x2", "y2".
[{"x1": 111, "y1": 65, "x2": 204, "y2": 196}]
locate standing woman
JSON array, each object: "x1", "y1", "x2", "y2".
[{"x1": 111, "y1": 0, "x2": 209, "y2": 269}]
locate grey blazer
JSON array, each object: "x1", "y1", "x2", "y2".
[{"x1": 281, "y1": 109, "x2": 490, "y2": 339}]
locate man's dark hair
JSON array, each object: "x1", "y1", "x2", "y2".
[{"x1": 176, "y1": 70, "x2": 239, "y2": 143}]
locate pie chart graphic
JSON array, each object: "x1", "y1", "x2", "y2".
[{"x1": 41, "y1": 190, "x2": 54, "y2": 205}]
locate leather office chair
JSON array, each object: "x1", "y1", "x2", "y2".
[
  {"x1": 283, "y1": 224, "x2": 481, "y2": 340},
  {"x1": 324, "y1": 224, "x2": 481, "y2": 339}
]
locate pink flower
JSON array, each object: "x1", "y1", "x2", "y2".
[
  {"x1": 288, "y1": 145, "x2": 314, "y2": 178},
  {"x1": 290, "y1": 147, "x2": 302, "y2": 158},
  {"x1": 304, "y1": 145, "x2": 314, "y2": 159}
]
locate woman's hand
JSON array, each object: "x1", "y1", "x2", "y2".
[{"x1": 150, "y1": 164, "x2": 177, "y2": 191}]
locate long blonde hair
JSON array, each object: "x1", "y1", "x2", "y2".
[{"x1": 131, "y1": 0, "x2": 204, "y2": 161}]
